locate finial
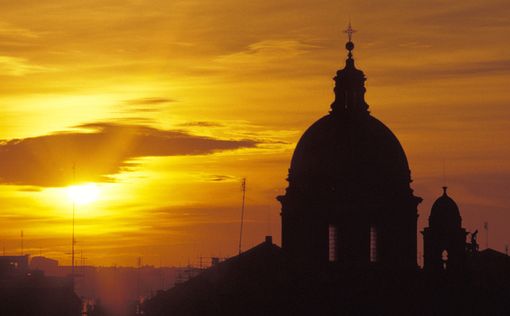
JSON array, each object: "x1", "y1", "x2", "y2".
[
  {"x1": 344, "y1": 22, "x2": 356, "y2": 59},
  {"x1": 442, "y1": 186, "x2": 448, "y2": 195},
  {"x1": 344, "y1": 21, "x2": 356, "y2": 42}
]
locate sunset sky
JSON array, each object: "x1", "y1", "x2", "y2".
[{"x1": 1, "y1": 0, "x2": 509, "y2": 266}]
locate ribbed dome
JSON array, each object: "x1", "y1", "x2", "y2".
[
  {"x1": 288, "y1": 113, "x2": 411, "y2": 199},
  {"x1": 429, "y1": 187, "x2": 461, "y2": 229}
]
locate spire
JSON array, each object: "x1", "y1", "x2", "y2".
[
  {"x1": 344, "y1": 22, "x2": 356, "y2": 60},
  {"x1": 331, "y1": 22, "x2": 369, "y2": 115},
  {"x1": 442, "y1": 186, "x2": 448, "y2": 196}
]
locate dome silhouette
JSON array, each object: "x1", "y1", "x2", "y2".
[
  {"x1": 279, "y1": 27, "x2": 422, "y2": 269},
  {"x1": 429, "y1": 187, "x2": 462, "y2": 229},
  {"x1": 289, "y1": 113, "x2": 412, "y2": 200},
  {"x1": 286, "y1": 31, "x2": 413, "y2": 202}
]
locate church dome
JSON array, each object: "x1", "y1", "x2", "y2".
[
  {"x1": 286, "y1": 30, "x2": 412, "y2": 201},
  {"x1": 288, "y1": 113, "x2": 411, "y2": 198},
  {"x1": 429, "y1": 187, "x2": 462, "y2": 229},
  {"x1": 279, "y1": 25, "x2": 421, "y2": 269}
]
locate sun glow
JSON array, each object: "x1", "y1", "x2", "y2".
[{"x1": 67, "y1": 183, "x2": 101, "y2": 205}]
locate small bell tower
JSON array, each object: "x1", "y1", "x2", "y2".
[{"x1": 422, "y1": 187, "x2": 468, "y2": 272}]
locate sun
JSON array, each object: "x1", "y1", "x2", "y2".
[{"x1": 67, "y1": 183, "x2": 101, "y2": 205}]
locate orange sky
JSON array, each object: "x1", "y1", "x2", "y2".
[{"x1": 1, "y1": 0, "x2": 509, "y2": 266}]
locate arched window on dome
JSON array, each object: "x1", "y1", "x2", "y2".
[
  {"x1": 328, "y1": 225, "x2": 338, "y2": 262},
  {"x1": 442, "y1": 250, "x2": 449, "y2": 270},
  {"x1": 370, "y1": 225, "x2": 378, "y2": 263}
]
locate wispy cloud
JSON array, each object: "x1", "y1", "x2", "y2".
[
  {"x1": 372, "y1": 58, "x2": 510, "y2": 86},
  {"x1": 178, "y1": 121, "x2": 224, "y2": 128},
  {"x1": 0, "y1": 21, "x2": 40, "y2": 41},
  {"x1": 123, "y1": 97, "x2": 175, "y2": 106},
  {"x1": 215, "y1": 40, "x2": 317, "y2": 65},
  {"x1": 0, "y1": 55, "x2": 51, "y2": 76},
  {"x1": 210, "y1": 40, "x2": 320, "y2": 77},
  {"x1": 119, "y1": 97, "x2": 176, "y2": 114}
]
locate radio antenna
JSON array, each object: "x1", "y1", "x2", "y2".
[{"x1": 238, "y1": 178, "x2": 247, "y2": 255}]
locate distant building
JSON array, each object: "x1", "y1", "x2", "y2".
[
  {"x1": 30, "y1": 256, "x2": 185, "y2": 315},
  {"x1": 0, "y1": 255, "x2": 29, "y2": 276},
  {"x1": 31, "y1": 255, "x2": 59, "y2": 275},
  {"x1": 0, "y1": 255, "x2": 81, "y2": 315}
]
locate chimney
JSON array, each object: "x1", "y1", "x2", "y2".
[{"x1": 265, "y1": 236, "x2": 273, "y2": 244}]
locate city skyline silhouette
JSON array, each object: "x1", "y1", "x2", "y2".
[
  {"x1": 144, "y1": 28, "x2": 510, "y2": 316},
  {"x1": 1, "y1": 1, "x2": 510, "y2": 315}
]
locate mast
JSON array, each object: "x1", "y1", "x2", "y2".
[
  {"x1": 484, "y1": 221, "x2": 489, "y2": 249},
  {"x1": 238, "y1": 178, "x2": 247, "y2": 255},
  {"x1": 71, "y1": 163, "x2": 76, "y2": 286}
]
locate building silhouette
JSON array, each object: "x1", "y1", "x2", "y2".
[
  {"x1": 0, "y1": 255, "x2": 81, "y2": 315},
  {"x1": 143, "y1": 29, "x2": 510, "y2": 316},
  {"x1": 278, "y1": 27, "x2": 421, "y2": 270},
  {"x1": 422, "y1": 187, "x2": 468, "y2": 272}
]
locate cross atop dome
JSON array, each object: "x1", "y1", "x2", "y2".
[
  {"x1": 330, "y1": 21, "x2": 368, "y2": 114},
  {"x1": 343, "y1": 22, "x2": 356, "y2": 59},
  {"x1": 344, "y1": 22, "x2": 356, "y2": 42}
]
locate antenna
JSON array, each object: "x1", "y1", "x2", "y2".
[
  {"x1": 71, "y1": 163, "x2": 76, "y2": 286},
  {"x1": 159, "y1": 255, "x2": 164, "y2": 289},
  {"x1": 79, "y1": 249, "x2": 88, "y2": 274},
  {"x1": 266, "y1": 207, "x2": 272, "y2": 237},
  {"x1": 442, "y1": 159, "x2": 446, "y2": 186},
  {"x1": 20, "y1": 230, "x2": 24, "y2": 256},
  {"x1": 484, "y1": 221, "x2": 489, "y2": 249},
  {"x1": 137, "y1": 256, "x2": 142, "y2": 300},
  {"x1": 238, "y1": 178, "x2": 247, "y2": 255}
]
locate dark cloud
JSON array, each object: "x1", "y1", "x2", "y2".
[
  {"x1": 205, "y1": 174, "x2": 236, "y2": 182},
  {"x1": 0, "y1": 122, "x2": 257, "y2": 187}
]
